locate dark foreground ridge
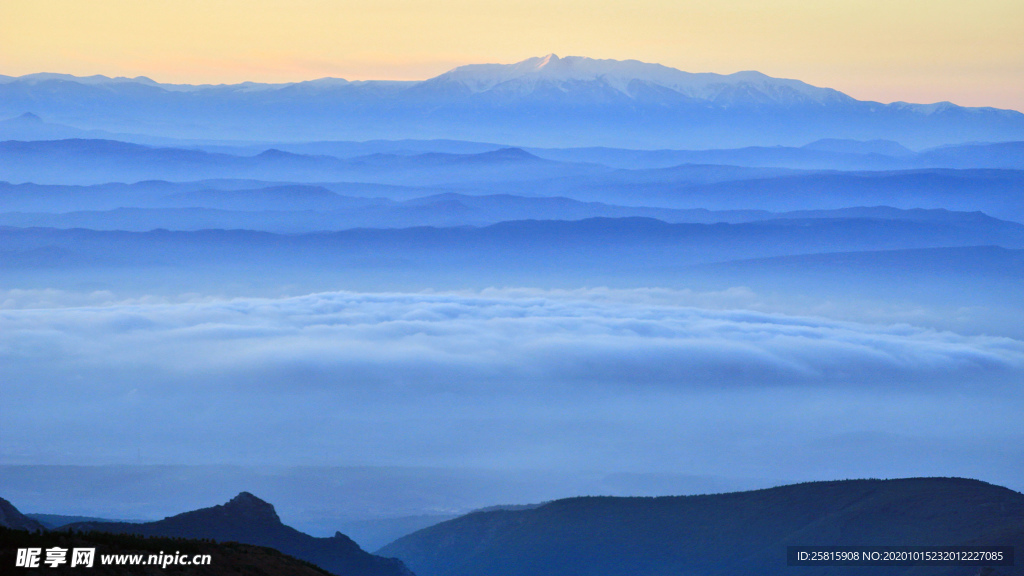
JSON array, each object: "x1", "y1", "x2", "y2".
[
  {"x1": 64, "y1": 492, "x2": 413, "y2": 576},
  {"x1": 0, "y1": 496, "x2": 46, "y2": 532},
  {"x1": 0, "y1": 525, "x2": 335, "y2": 576},
  {"x1": 378, "y1": 477, "x2": 1024, "y2": 576}
]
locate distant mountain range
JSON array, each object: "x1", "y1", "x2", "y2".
[
  {"x1": 0, "y1": 140, "x2": 599, "y2": 186},
  {"x1": 27, "y1": 513, "x2": 141, "y2": 529},
  {"x1": 5, "y1": 215, "x2": 1022, "y2": 272},
  {"x1": 3, "y1": 55, "x2": 1022, "y2": 147},
  {"x1": 379, "y1": 477, "x2": 1024, "y2": 576},
  {"x1": 65, "y1": 492, "x2": 412, "y2": 576},
  {"x1": 0, "y1": 195, "x2": 1016, "y2": 234},
  {"x1": 3, "y1": 140, "x2": 1024, "y2": 224}
]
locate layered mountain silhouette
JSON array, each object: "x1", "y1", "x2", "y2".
[
  {"x1": 4, "y1": 186, "x2": 1015, "y2": 233},
  {"x1": 3, "y1": 140, "x2": 1024, "y2": 225},
  {"x1": 379, "y1": 477, "x2": 1024, "y2": 576},
  {"x1": 5, "y1": 215, "x2": 1022, "y2": 269},
  {"x1": 2, "y1": 55, "x2": 1022, "y2": 146},
  {"x1": 66, "y1": 492, "x2": 413, "y2": 576},
  {"x1": 0, "y1": 111, "x2": 128, "y2": 142},
  {"x1": 0, "y1": 139, "x2": 592, "y2": 185}
]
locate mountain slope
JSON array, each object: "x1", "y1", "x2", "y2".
[
  {"x1": 67, "y1": 492, "x2": 412, "y2": 576},
  {"x1": 0, "y1": 495, "x2": 46, "y2": 531},
  {"x1": 378, "y1": 478, "x2": 1024, "y2": 576}
]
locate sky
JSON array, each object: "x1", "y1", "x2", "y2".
[{"x1": 0, "y1": 0, "x2": 1021, "y2": 111}]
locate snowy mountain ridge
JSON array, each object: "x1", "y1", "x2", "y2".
[
  {"x1": 0, "y1": 55, "x2": 866, "y2": 107},
  {"x1": 3, "y1": 55, "x2": 1023, "y2": 147},
  {"x1": 428, "y1": 54, "x2": 853, "y2": 106}
]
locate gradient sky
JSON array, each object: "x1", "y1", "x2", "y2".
[{"x1": 1, "y1": 0, "x2": 1021, "y2": 110}]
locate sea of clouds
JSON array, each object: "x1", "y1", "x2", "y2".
[{"x1": 2, "y1": 288, "x2": 1021, "y2": 485}]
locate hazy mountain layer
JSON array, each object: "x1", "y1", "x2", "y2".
[
  {"x1": 2, "y1": 195, "x2": 1004, "y2": 233},
  {"x1": 4, "y1": 217, "x2": 1022, "y2": 277},
  {"x1": 0, "y1": 140, "x2": 597, "y2": 186},
  {"x1": 3, "y1": 140, "x2": 1022, "y2": 221},
  {"x1": 499, "y1": 168, "x2": 1024, "y2": 221},
  {"x1": 27, "y1": 513, "x2": 141, "y2": 529},
  {"x1": 3, "y1": 220, "x2": 1021, "y2": 338},
  {"x1": 528, "y1": 140, "x2": 1024, "y2": 170}
]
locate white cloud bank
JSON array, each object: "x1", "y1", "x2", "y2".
[
  {"x1": 2, "y1": 289, "x2": 1020, "y2": 389},
  {"x1": 1, "y1": 289, "x2": 1021, "y2": 483}
]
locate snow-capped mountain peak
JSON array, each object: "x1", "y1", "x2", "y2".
[
  {"x1": 426, "y1": 55, "x2": 851, "y2": 106},
  {"x1": 535, "y1": 53, "x2": 560, "y2": 68}
]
